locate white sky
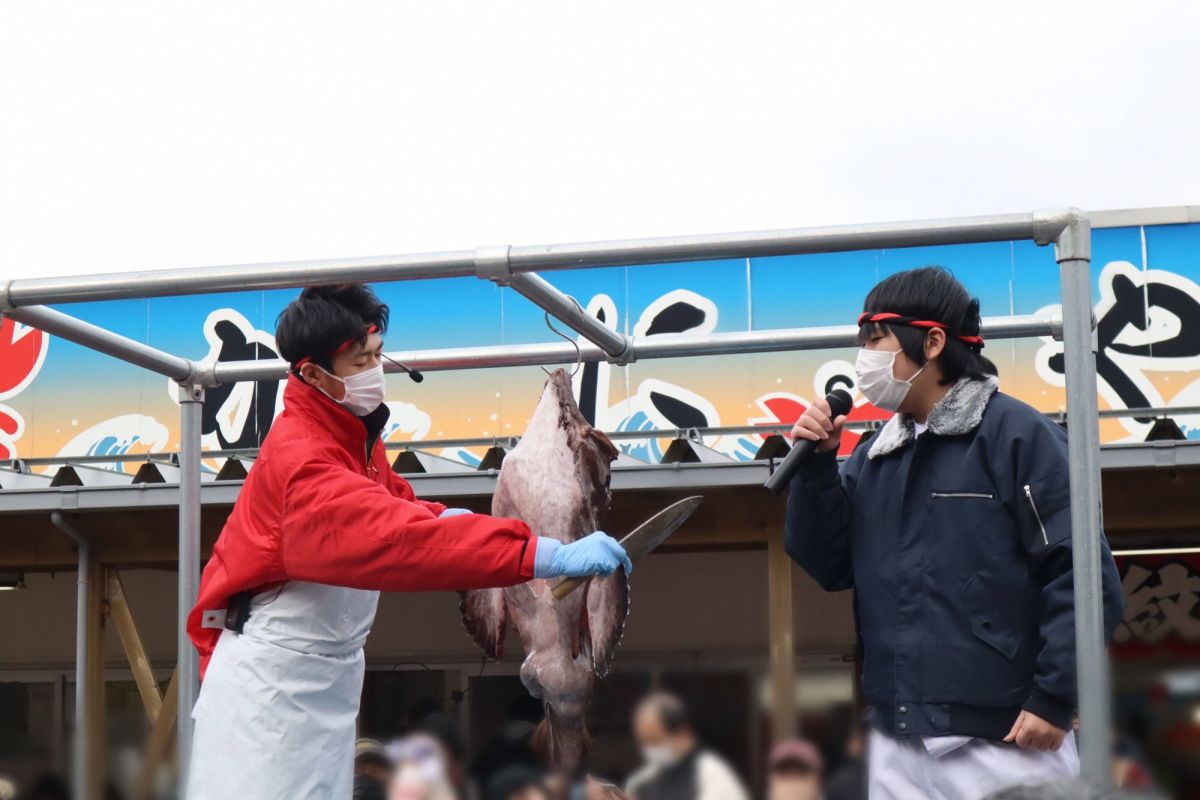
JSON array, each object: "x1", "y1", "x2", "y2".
[{"x1": 2, "y1": 1, "x2": 1199, "y2": 281}]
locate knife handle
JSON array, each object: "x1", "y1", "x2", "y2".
[{"x1": 551, "y1": 575, "x2": 590, "y2": 600}]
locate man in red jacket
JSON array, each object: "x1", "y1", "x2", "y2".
[{"x1": 185, "y1": 284, "x2": 630, "y2": 799}]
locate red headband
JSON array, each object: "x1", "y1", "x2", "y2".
[
  {"x1": 858, "y1": 312, "x2": 984, "y2": 348},
  {"x1": 294, "y1": 324, "x2": 380, "y2": 368}
]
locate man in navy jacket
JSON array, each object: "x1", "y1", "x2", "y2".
[{"x1": 786, "y1": 268, "x2": 1124, "y2": 799}]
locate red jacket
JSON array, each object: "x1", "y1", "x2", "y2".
[{"x1": 188, "y1": 373, "x2": 537, "y2": 678}]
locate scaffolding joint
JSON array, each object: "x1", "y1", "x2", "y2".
[
  {"x1": 1052, "y1": 208, "x2": 1092, "y2": 264},
  {"x1": 474, "y1": 245, "x2": 514, "y2": 285},
  {"x1": 175, "y1": 380, "x2": 206, "y2": 404}
]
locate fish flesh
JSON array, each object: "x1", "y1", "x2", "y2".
[{"x1": 460, "y1": 368, "x2": 626, "y2": 774}]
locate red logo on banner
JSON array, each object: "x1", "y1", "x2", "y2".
[{"x1": 0, "y1": 316, "x2": 49, "y2": 459}]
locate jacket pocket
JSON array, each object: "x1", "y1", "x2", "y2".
[
  {"x1": 1022, "y1": 479, "x2": 1072, "y2": 547},
  {"x1": 961, "y1": 572, "x2": 1020, "y2": 661},
  {"x1": 931, "y1": 490, "x2": 996, "y2": 501}
]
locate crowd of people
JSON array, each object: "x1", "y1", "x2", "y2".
[
  {"x1": 347, "y1": 691, "x2": 837, "y2": 800},
  {"x1": 0, "y1": 689, "x2": 1164, "y2": 800}
]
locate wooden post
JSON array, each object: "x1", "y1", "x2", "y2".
[
  {"x1": 132, "y1": 667, "x2": 180, "y2": 800},
  {"x1": 767, "y1": 532, "x2": 797, "y2": 744},
  {"x1": 108, "y1": 571, "x2": 164, "y2": 721}
]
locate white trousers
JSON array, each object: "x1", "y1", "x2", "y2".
[{"x1": 868, "y1": 730, "x2": 1080, "y2": 800}]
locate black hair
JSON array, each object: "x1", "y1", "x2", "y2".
[
  {"x1": 275, "y1": 284, "x2": 389, "y2": 373},
  {"x1": 857, "y1": 266, "x2": 997, "y2": 385}
]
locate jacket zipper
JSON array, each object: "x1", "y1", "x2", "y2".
[
  {"x1": 364, "y1": 439, "x2": 378, "y2": 480},
  {"x1": 1024, "y1": 485, "x2": 1049, "y2": 545},
  {"x1": 930, "y1": 491, "x2": 994, "y2": 500}
]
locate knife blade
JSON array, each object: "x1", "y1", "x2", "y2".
[{"x1": 551, "y1": 495, "x2": 704, "y2": 600}]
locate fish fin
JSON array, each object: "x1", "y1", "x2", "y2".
[
  {"x1": 586, "y1": 570, "x2": 629, "y2": 677},
  {"x1": 459, "y1": 588, "x2": 507, "y2": 659}
]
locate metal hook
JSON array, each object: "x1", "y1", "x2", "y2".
[{"x1": 540, "y1": 302, "x2": 584, "y2": 378}]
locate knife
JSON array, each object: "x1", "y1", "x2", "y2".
[{"x1": 551, "y1": 495, "x2": 704, "y2": 600}]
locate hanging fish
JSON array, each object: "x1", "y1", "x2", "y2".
[{"x1": 460, "y1": 368, "x2": 626, "y2": 774}]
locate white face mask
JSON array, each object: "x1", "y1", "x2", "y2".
[
  {"x1": 315, "y1": 363, "x2": 386, "y2": 416},
  {"x1": 855, "y1": 347, "x2": 924, "y2": 412},
  {"x1": 642, "y1": 744, "x2": 680, "y2": 769}
]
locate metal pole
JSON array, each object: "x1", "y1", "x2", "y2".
[
  {"x1": 1054, "y1": 211, "x2": 1111, "y2": 784},
  {"x1": 49, "y1": 512, "x2": 90, "y2": 800},
  {"x1": 212, "y1": 313, "x2": 1062, "y2": 384},
  {"x1": 176, "y1": 383, "x2": 204, "y2": 792},
  {"x1": 3, "y1": 210, "x2": 1075, "y2": 306},
  {"x1": 3, "y1": 305, "x2": 195, "y2": 381},
  {"x1": 506, "y1": 272, "x2": 630, "y2": 359}
]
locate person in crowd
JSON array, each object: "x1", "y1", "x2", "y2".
[
  {"x1": 785, "y1": 267, "x2": 1125, "y2": 798},
  {"x1": 823, "y1": 721, "x2": 867, "y2": 800},
  {"x1": 1111, "y1": 732, "x2": 1156, "y2": 792},
  {"x1": 485, "y1": 765, "x2": 551, "y2": 800},
  {"x1": 767, "y1": 739, "x2": 824, "y2": 800},
  {"x1": 470, "y1": 719, "x2": 540, "y2": 792},
  {"x1": 388, "y1": 732, "x2": 458, "y2": 800},
  {"x1": 417, "y1": 712, "x2": 469, "y2": 797},
  {"x1": 354, "y1": 738, "x2": 394, "y2": 800},
  {"x1": 624, "y1": 691, "x2": 748, "y2": 800}
]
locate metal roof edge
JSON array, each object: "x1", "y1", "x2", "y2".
[
  {"x1": 1, "y1": 442, "x2": 1197, "y2": 514},
  {"x1": 1089, "y1": 205, "x2": 1200, "y2": 229}
]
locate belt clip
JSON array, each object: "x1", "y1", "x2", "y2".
[{"x1": 200, "y1": 609, "x2": 227, "y2": 630}]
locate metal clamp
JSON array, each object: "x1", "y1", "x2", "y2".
[
  {"x1": 1052, "y1": 208, "x2": 1092, "y2": 264},
  {"x1": 474, "y1": 245, "x2": 514, "y2": 285},
  {"x1": 0, "y1": 279, "x2": 13, "y2": 313},
  {"x1": 176, "y1": 382, "x2": 206, "y2": 403},
  {"x1": 1050, "y1": 312, "x2": 1066, "y2": 342},
  {"x1": 184, "y1": 360, "x2": 220, "y2": 389}
]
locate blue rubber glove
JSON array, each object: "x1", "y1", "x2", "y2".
[
  {"x1": 533, "y1": 532, "x2": 633, "y2": 580},
  {"x1": 439, "y1": 508, "x2": 473, "y2": 518}
]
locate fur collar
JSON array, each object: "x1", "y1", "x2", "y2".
[{"x1": 867, "y1": 376, "x2": 1000, "y2": 460}]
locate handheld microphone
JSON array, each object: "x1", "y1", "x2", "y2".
[
  {"x1": 382, "y1": 353, "x2": 424, "y2": 383},
  {"x1": 763, "y1": 389, "x2": 854, "y2": 495}
]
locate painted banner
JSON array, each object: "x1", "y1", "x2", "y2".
[
  {"x1": 1113, "y1": 554, "x2": 1200, "y2": 659},
  {"x1": 2, "y1": 219, "x2": 1199, "y2": 470}
]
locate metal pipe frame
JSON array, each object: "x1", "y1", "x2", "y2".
[
  {"x1": 49, "y1": 513, "x2": 90, "y2": 800},
  {"x1": 3, "y1": 305, "x2": 195, "y2": 382},
  {"x1": 506, "y1": 272, "x2": 630, "y2": 360},
  {"x1": 1055, "y1": 211, "x2": 1111, "y2": 783},
  {"x1": 0, "y1": 207, "x2": 1114, "y2": 782},
  {"x1": 176, "y1": 384, "x2": 204, "y2": 792},
  {"x1": 212, "y1": 313, "x2": 1061, "y2": 384},
  {"x1": 2, "y1": 210, "x2": 1073, "y2": 306}
]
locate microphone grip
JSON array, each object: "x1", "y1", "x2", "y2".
[{"x1": 763, "y1": 389, "x2": 854, "y2": 495}]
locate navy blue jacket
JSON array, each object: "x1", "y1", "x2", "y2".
[{"x1": 785, "y1": 377, "x2": 1124, "y2": 740}]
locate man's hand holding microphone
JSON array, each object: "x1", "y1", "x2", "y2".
[
  {"x1": 763, "y1": 389, "x2": 853, "y2": 494},
  {"x1": 790, "y1": 394, "x2": 850, "y2": 453}
]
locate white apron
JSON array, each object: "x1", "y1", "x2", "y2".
[{"x1": 186, "y1": 581, "x2": 381, "y2": 800}]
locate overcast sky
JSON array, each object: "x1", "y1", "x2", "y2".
[{"x1": 2, "y1": 1, "x2": 1198, "y2": 281}]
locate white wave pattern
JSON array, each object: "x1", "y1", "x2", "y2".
[{"x1": 51, "y1": 414, "x2": 171, "y2": 474}]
